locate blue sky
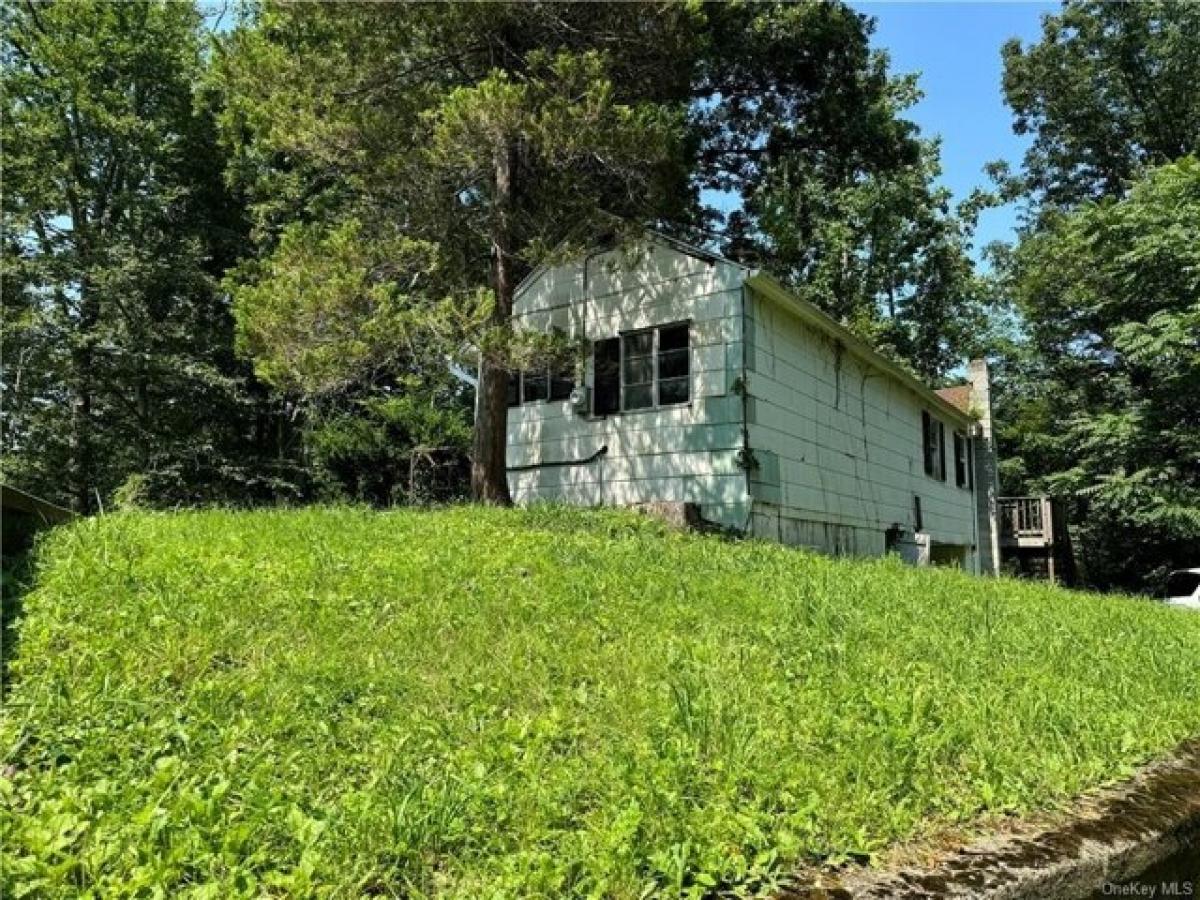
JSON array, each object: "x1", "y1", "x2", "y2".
[{"x1": 853, "y1": 1, "x2": 1058, "y2": 254}]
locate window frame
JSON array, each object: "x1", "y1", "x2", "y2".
[
  {"x1": 508, "y1": 362, "x2": 576, "y2": 408},
  {"x1": 953, "y1": 430, "x2": 973, "y2": 490},
  {"x1": 922, "y1": 410, "x2": 946, "y2": 482},
  {"x1": 617, "y1": 320, "x2": 692, "y2": 413}
]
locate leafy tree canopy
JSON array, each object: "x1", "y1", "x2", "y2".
[
  {"x1": 1001, "y1": 0, "x2": 1200, "y2": 210},
  {"x1": 1, "y1": 0, "x2": 295, "y2": 511},
  {"x1": 994, "y1": 0, "x2": 1200, "y2": 591},
  {"x1": 221, "y1": 1, "x2": 985, "y2": 500},
  {"x1": 999, "y1": 158, "x2": 1200, "y2": 591}
]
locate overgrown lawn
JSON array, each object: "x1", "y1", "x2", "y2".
[{"x1": 4, "y1": 507, "x2": 1199, "y2": 898}]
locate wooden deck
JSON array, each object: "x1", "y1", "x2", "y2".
[{"x1": 998, "y1": 495, "x2": 1076, "y2": 584}]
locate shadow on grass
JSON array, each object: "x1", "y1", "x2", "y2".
[{"x1": 2, "y1": 550, "x2": 34, "y2": 699}]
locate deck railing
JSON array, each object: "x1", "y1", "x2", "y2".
[{"x1": 998, "y1": 496, "x2": 1052, "y2": 543}]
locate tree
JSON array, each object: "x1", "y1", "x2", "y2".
[
  {"x1": 739, "y1": 137, "x2": 985, "y2": 381},
  {"x1": 1000, "y1": 159, "x2": 1200, "y2": 592},
  {"x1": 223, "y1": 2, "x2": 985, "y2": 506},
  {"x1": 694, "y1": 4, "x2": 984, "y2": 380},
  {"x1": 1001, "y1": 0, "x2": 1200, "y2": 210},
  {"x1": 219, "y1": 2, "x2": 694, "y2": 502},
  {"x1": 1, "y1": 0, "x2": 287, "y2": 511},
  {"x1": 993, "y1": 1, "x2": 1200, "y2": 591}
]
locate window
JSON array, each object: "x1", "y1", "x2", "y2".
[
  {"x1": 954, "y1": 431, "x2": 972, "y2": 489},
  {"x1": 591, "y1": 324, "x2": 691, "y2": 415},
  {"x1": 622, "y1": 330, "x2": 655, "y2": 410},
  {"x1": 549, "y1": 365, "x2": 574, "y2": 401},
  {"x1": 508, "y1": 363, "x2": 575, "y2": 407},
  {"x1": 656, "y1": 323, "x2": 690, "y2": 405},
  {"x1": 922, "y1": 410, "x2": 946, "y2": 481},
  {"x1": 523, "y1": 370, "x2": 549, "y2": 403},
  {"x1": 619, "y1": 323, "x2": 690, "y2": 411},
  {"x1": 593, "y1": 337, "x2": 621, "y2": 415}
]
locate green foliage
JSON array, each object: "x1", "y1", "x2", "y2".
[
  {"x1": 995, "y1": 1, "x2": 1200, "y2": 591},
  {"x1": 306, "y1": 388, "x2": 473, "y2": 506},
  {"x1": 696, "y1": 4, "x2": 985, "y2": 380},
  {"x1": 5, "y1": 507, "x2": 1200, "y2": 897},
  {"x1": 749, "y1": 140, "x2": 986, "y2": 380},
  {"x1": 1001, "y1": 0, "x2": 1200, "y2": 209},
  {"x1": 219, "y1": 2, "x2": 690, "y2": 368},
  {"x1": 231, "y1": 220, "x2": 448, "y2": 396},
  {"x1": 0, "y1": 0, "x2": 293, "y2": 511},
  {"x1": 999, "y1": 159, "x2": 1200, "y2": 591}
]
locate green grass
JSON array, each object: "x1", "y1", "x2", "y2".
[{"x1": 4, "y1": 506, "x2": 1200, "y2": 898}]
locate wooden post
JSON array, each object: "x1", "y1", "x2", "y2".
[{"x1": 1043, "y1": 496, "x2": 1056, "y2": 583}]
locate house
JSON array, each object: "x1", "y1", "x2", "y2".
[{"x1": 505, "y1": 234, "x2": 1001, "y2": 574}]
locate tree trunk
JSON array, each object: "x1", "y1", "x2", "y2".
[
  {"x1": 70, "y1": 277, "x2": 98, "y2": 514},
  {"x1": 470, "y1": 141, "x2": 517, "y2": 504}
]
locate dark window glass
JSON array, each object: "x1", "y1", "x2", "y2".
[
  {"x1": 937, "y1": 422, "x2": 946, "y2": 481},
  {"x1": 922, "y1": 411, "x2": 934, "y2": 477},
  {"x1": 623, "y1": 384, "x2": 654, "y2": 409},
  {"x1": 623, "y1": 354, "x2": 654, "y2": 385},
  {"x1": 549, "y1": 363, "x2": 574, "y2": 401},
  {"x1": 622, "y1": 330, "x2": 655, "y2": 410},
  {"x1": 624, "y1": 330, "x2": 653, "y2": 356},
  {"x1": 954, "y1": 432, "x2": 968, "y2": 488},
  {"x1": 659, "y1": 378, "x2": 689, "y2": 405},
  {"x1": 523, "y1": 370, "x2": 548, "y2": 403},
  {"x1": 593, "y1": 338, "x2": 620, "y2": 415},
  {"x1": 657, "y1": 324, "x2": 690, "y2": 404},
  {"x1": 658, "y1": 324, "x2": 688, "y2": 352},
  {"x1": 923, "y1": 412, "x2": 946, "y2": 481}
]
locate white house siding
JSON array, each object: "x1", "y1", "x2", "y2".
[
  {"x1": 505, "y1": 241, "x2": 753, "y2": 530},
  {"x1": 744, "y1": 286, "x2": 981, "y2": 571}
]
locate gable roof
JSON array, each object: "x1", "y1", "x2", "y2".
[
  {"x1": 516, "y1": 231, "x2": 973, "y2": 427},
  {"x1": 513, "y1": 230, "x2": 746, "y2": 301}
]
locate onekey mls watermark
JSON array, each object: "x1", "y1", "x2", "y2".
[{"x1": 1101, "y1": 880, "x2": 1195, "y2": 898}]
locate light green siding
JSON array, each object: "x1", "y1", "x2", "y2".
[
  {"x1": 506, "y1": 239, "x2": 752, "y2": 529},
  {"x1": 744, "y1": 285, "x2": 981, "y2": 569},
  {"x1": 505, "y1": 237, "x2": 983, "y2": 568}
]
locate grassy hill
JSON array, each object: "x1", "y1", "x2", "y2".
[{"x1": 4, "y1": 506, "x2": 1199, "y2": 898}]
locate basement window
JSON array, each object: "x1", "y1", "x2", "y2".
[{"x1": 922, "y1": 411, "x2": 946, "y2": 481}]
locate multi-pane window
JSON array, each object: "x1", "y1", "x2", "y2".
[
  {"x1": 621, "y1": 330, "x2": 655, "y2": 410},
  {"x1": 507, "y1": 364, "x2": 574, "y2": 407},
  {"x1": 656, "y1": 324, "x2": 690, "y2": 405},
  {"x1": 922, "y1": 410, "x2": 946, "y2": 481},
  {"x1": 619, "y1": 323, "x2": 690, "y2": 411}
]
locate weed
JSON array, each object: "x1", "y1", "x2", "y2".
[{"x1": 2, "y1": 506, "x2": 1199, "y2": 898}]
